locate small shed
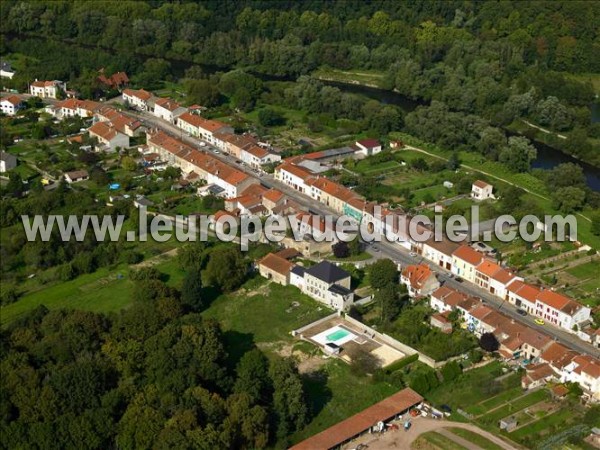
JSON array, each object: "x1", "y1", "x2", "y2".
[{"x1": 499, "y1": 416, "x2": 517, "y2": 432}]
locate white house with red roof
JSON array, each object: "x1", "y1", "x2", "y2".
[
  {"x1": 176, "y1": 112, "x2": 234, "y2": 146},
  {"x1": 471, "y1": 180, "x2": 494, "y2": 200},
  {"x1": 0, "y1": 95, "x2": 24, "y2": 116},
  {"x1": 534, "y1": 290, "x2": 591, "y2": 332},
  {"x1": 422, "y1": 238, "x2": 460, "y2": 271},
  {"x1": 122, "y1": 88, "x2": 153, "y2": 110},
  {"x1": 355, "y1": 138, "x2": 382, "y2": 156},
  {"x1": 153, "y1": 97, "x2": 187, "y2": 123},
  {"x1": 88, "y1": 121, "x2": 129, "y2": 152},
  {"x1": 401, "y1": 264, "x2": 440, "y2": 298},
  {"x1": 29, "y1": 80, "x2": 66, "y2": 99},
  {"x1": 507, "y1": 280, "x2": 540, "y2": 315},
  {"x1": 474, "y1": 260, "x2": 521, "y2": 300},
  {"x1": 274, "y1": 161, "x2": 315, "y2": 194},
  {"x1": 561, "y1": 355, "x2": 600, "y2": 401},
  {"x1": 240, "y1": 144, "x2": 281, "y2": 168}
]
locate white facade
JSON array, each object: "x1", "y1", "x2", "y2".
[
  {"x1": 471, "y1": 181, "x2": 494, "y2": 200},
  {"x1": 122, "y1": 89, "x2": 152, "y2": 110},
  {"x1": 0, "y1": 97, "x2": 23, "y2": 116},
  {"x1": 0, "y1": 152, "x2": 17, "y2": 173},
  {"x1": 153, "y1": 101, "x2": 187, "y2": 123},
  {"x1": 29, "y1": 80, "x2": 65, "y2": 99}
]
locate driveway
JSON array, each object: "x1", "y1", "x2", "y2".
[{"x1": 341, "y1": 416, "x2": 519, "y2": 450}]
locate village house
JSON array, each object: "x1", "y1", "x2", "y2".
[
  {"x1": 354, "y1": 138, "x2": 382, "y2": 156},
  {"x1": 422, "y1": 238, "x2": 460, "y2": 271},
  {"x1": 522, "y1": 363, "x2": 555, "y2": 390},
  {"x1": 0, "y1": 60, "x2": 16, "y2": 79},
  {"x1": 474, "y1": 260, "x2": 521, "y2": 300},
  {"x1": 214, "y1": 133, "x2": 257, "y2": 158},
  {"x1": 307, "y1": 177, "x2": 360, "y2": 215},
  {"x1": 176, "y1": 112, "x2": 233, "y2": 145},
  {"x1": 51, "y1": 98, "x2": 101, "y2": 120},
  {"x1": 88, "y1": 121, "x2": 129, "y2": 152},
  {"x1": 401, "y1": 264, "x2": 440, "y2": 298},
  {"x1": 451, "y1": 245, "x2": 485, "y2": 283},
  {"x1": 430, "y1": 286, "x2": 474, "y2": 313},
  {"x1": 95, "y1": 107, "x2": 145, "y2": 137},
  {"x1": 274, "y1": 161, "x2": 315, "y2": 195},
  {"x1": 64, "y1": 169, "x2": 89, "y2": 184},
  {"x1": 302, "y1": 261, "x2": 353, "y2": 311},
  {"x1": 122, "y1": 88, "x2": 153, "y2": 110},
  {"x1": 561, "y1": 355, "x2": 600, "y2": 401},
  {"x1": 430, "y1": 311, "x2": 453, "y2": 333},
  {"x1": 0, "y1": 151, "x2": 17, "y2": 173},
  {"x1": 506, "y1": 280, "x2": 540, "y2": 315},
  {"x1": 534, "y1": 290, "x2": 591, "y2": 332},
  {"x1": 0, "y1": 95, "x2": 24, "y2": 116},
  {"x1": 471, "y1": 180, "x2": 494, "y2": 201},
  {"x1": 146, "y1": 130, "x2": 257, "y2": 198},
  {"x1": 29, "y1": 80, "x2": 66, "y2": 99},
  {"x1": 97, "y1": 69, "x2": 129, "y2": 90},
  {"x1": 240, "y1": 144, "x2": 281, "y2": 168},
  {"x1": 153, "y1": 97, "x2": 187, "y2": 123},
  {"x1": 258, "y1": 253, "x2": 294, "y2": 286}
]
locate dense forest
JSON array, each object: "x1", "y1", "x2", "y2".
[
  {"x1": 1, "y1": 0, "x2": 599, "y2": 166},
  {"x1": 0, "y1": 261, "x2": 309, "y2": 449}
]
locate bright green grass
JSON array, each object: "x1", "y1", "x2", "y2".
[
  {"x1": 446, "y1": 428, "x2": 504, "y2": 450},
  {"x1": 202, "y1": 281, "x2": 332, "y2": 344},
  {"x1": 510, "y1": 408, "x2": 574, "y2": 440},
  {"x1": 478, "y1": 389, "x2": 549, "y2": 425},
  {"x1": 416, "y1": 431, "x2": 468, "y2": 450},
  {"x1": 290, "y1": 359, "x2": 398, "y2": 444}
]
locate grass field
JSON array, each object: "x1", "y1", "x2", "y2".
[
  {"x1": 202, "y1": 280, "x2": 332, "y2": 344},
  {"x1": 510, "y1": 408, "x2": 574, "y2": 440},
  {"x1": 567, "y1": 260, "x2": 600, "y2": 280},
  {"x1": 413, "y1": 431, "x2": 468, "y2": 450},
  {"x1": 446, "y1": 428, "x2": 504, "y2": 450}
]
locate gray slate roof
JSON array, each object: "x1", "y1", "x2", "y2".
[{"x1": 305, "y1": 261, "x2": 349, "y2": 284}]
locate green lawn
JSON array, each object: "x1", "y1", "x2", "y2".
[
  {"x1": 446, "y1": 428, "x2": 504, "y2": 450},
  {"x1": 415, "y1": 431, "x2": 468, "y2": 450},
  {"x1": 202, "y1": 281, "x2": 332, "y2": 344}
]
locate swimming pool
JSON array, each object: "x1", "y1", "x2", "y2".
[{"x1": 326, "y1": 328, "x2": 350, "y2": 342}]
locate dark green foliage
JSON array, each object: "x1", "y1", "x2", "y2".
[
  {"x1": 479, "y1": 332, "x2": 500, "y2": 352},
  {"x1": 368, "y1": 258, "x2": 398, "y2": 290}
]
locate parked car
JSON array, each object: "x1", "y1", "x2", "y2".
[
  {"x1": 409, "y1": 252, "x2": 417, "y2": 257},
  {"x1": 534, "y1": 318, "x2": 545, "y2": 326},
  {"x1": 517, "y1": 309, "x2": 527, "y2": 316}
]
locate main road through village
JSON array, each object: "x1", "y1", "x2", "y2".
[{"x1": 103, "y1": 102, "x2": 600, "y2": 358}]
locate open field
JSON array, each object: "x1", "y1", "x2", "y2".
[
  {"x1": 465, "y1": 387, "x2": 525, "y2": 416},
  {"x1": 477, "y1": 389, "x2": 549, "y2": 425}
]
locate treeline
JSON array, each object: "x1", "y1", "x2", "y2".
[
  {"x1": 0, "y1": 257, "x2": 309, "y2": 449},
  {"x1": 2, "y1": 1, "x2": 598, "y2": 164}
]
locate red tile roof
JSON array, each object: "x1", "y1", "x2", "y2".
[
  {"x1": 2, "y1": 95, "x2": 22, "y2": 106},
  {"x1": 155, "y1": 97, "x2": 183, "y2": 112},
  {"x1": 290, "y1": 388, "x2": 423, "y2": 450},
  {"x1": 123, "y1": 88, "x2": 152, "y2": 101},
  {"x1": 258, "y1": 253, "x2": 294, "y2": 277},
  {"x1": 402, "y1": 264, "x2": 435, "y2": 291},
  {"x1": 536, "y1": 290, "x2": 582, "y2": 314},
  {"x1": 178, "y1": 112, "x2": 229, "y2": 133},
  {"x1": 508, "y1": 280, "x2": 541, "y2": 303},
  {"x1": 453, "y1": 245, "x2": 484, "y2": 266},
  {"x1": 357, "y1": 138, "x2": 380, "y2": 148},
  {"x1": 88, "y1": 121, "x2": 121, "y2": 141},
  {"x1": 473, "y1": 180, "x2": 492, "y2": 189}
]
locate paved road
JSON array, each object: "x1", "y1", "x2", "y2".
[
  {"x1": 341, "y1": 416, "x2": 518, "y2": 450},
  {"x1": 123, "y1": 107, "x2": 600, "y2": 358}
]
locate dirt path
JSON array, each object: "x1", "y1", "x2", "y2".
[
  {"x1": 133, "y1": 247, "x2": 180, "y2": 268},
  {"x1": 342, "y1": 416, "x2": 519, "y2": 450},
  {"x1": 437, "y1": 428, "x2": 482, "y2": 450}
]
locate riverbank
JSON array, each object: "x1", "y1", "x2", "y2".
[{"x1": 312, "y1": 67, "x2": 600, "y2": 173}]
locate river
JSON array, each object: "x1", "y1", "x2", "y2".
[{"x1": 319, "y1": 80, "x2": 600, "y2": 192}]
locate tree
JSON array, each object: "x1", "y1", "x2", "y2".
[
  {"x1": 441, "y1": 361, "x2": 462, "y2": 382},
  {"x1": 348, "y1": 237, "x2": 362, "y2": 256},
  {"x1": 202, "y1": 247, "x2": 247, "y2": 292},
  {"x1": 446, "y1": 152, "x2": 461, "y2": 170},
  {"x1": 180, "y1": 271, "x2": 204, "y2": 312},
  {"x1": 546, "y1": 163, "x2": 586, "y2": 190},
  {"x1": 234, "y1": 349, "x2": 271, "y2": 405},
  {"x1": 552, "y1": 187, "x2": 586, "y2": 213},
  {"x1": 376, "y1": 284, "x2": 402, "y2": 323},
  {"x1": 184, "y1": 79, "x2": 221, "y2": 107},
  {"x1": 368, "y1": 259, "x2": 398, "y2": 290},
  {"x1": 499, "y1": 136, "x2": 537, "y2": 172},
  {"x1": 332, "y1": 241, "x2": 350, "y2": 258},
  {"x1": 479, "y1": 332, "x2": 499, "y2": 352},
  {"x1": 258, "y1": 108, "x2": 286, "y2": 127},
  {"x1": 591, "y1": 213, "x2": 600, "y2": 236},
  {"x1": 121, "y1": 156, "x2": 137, "y2": 172}
]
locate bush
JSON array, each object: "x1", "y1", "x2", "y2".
[{"x1": 384, "y1": 354, "x2": 419, "y2": 374}]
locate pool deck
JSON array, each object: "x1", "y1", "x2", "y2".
[{"x1": 298, "y1": 316, "x2": 405, "y2": 367}]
